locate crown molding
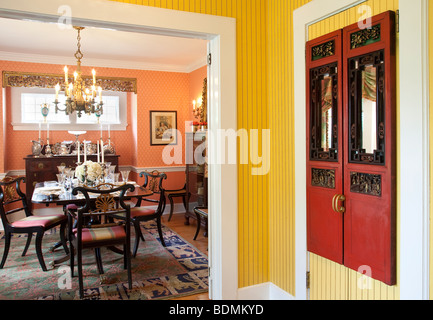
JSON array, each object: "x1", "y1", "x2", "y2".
[{"x1": 0, "y1": 50, "x2": 207, "y2": 74}]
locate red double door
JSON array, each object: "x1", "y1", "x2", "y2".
[{"x1": 306, "y1": 11, "x2": 396, "y2": 285}]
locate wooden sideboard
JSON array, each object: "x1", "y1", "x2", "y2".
[{"x1": 24, "y1": 154, "x2": 119, "y2": 209}]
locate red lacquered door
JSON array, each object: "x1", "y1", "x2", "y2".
[
  {"x1": 306, "y1": 30, "x2": 344, "y2": 265},
  {"x1": 306, "y1": 11, "x2": 396, "y2": 285},
  {"x1": 342, "y1": 11, "x2": 396, "y2": 285}
]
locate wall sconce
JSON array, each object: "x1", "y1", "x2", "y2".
[{"x1": 193, "y1": 97, "x2": 203, "y2": 120}]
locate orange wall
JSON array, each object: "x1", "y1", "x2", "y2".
[
  {"x1": 189, "y1": 65, "x2": 207, "y2": 121},
  {"x1": 0, "y1": 60, "x2": 207, "y2": 174}
]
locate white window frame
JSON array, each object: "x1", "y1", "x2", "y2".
[{"x1": 10, "y1": 86, "x2": 128, "y2": 131}]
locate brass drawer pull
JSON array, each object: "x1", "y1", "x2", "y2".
[
  {"x1": 332, "y1": 194, "x2": 346, "y2": 213},
  {"x1": 38, "y1": 163, "x2": 44, "y2": 169}
]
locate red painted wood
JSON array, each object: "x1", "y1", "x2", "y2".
[
  {"x1": 306, "y1": 11, "x2": 396, "y2": 286},
  {"x1": 342, "y1": 11, "x2": 396, "y2": 286},
  {"x1": 306, "y1": 30, "x2": 344, "y2": 265}
]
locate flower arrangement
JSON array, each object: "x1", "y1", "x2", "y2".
[{"x1": 75, "y1": 160, "x2": 103, "y2": 184}]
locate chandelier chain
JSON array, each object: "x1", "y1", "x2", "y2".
[{"x1": 74, "y1": 26, "x2": 84, "y2": 61}]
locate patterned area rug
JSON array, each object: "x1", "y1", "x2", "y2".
[{"x1": 0, "y1": 221, "x2": 208, "y2": 300}]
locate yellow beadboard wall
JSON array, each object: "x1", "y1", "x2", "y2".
[
  {"x1": 267, "y1": 0, "x2": 311, "y2": 296},
  {"x1": 109, "y1": 0, "x2": 270, "y2": 288},
  {"x1": 307, "y1": 0, "x2": 399, "y2": 300}
]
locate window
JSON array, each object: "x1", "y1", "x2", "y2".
[
  {"x1": 21, "y1": 93, "x2": 70, "y2": 123},
  {"x1": 11, "y1": 87, "x2": 128, "y2": 131},
  {"x1": 76, "y1": 95, "x2": 120, "y2": 124}
]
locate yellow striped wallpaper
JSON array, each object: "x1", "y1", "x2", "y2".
[
  {"x1": 267, "y1": 0, "x2": 310, "y2": 295},
  {"x1": 109, "y1": 0, "x2": 270, "y2": 289},
  {"x1": 307, "y1": 0, "x2": 399, "y2": 300}
]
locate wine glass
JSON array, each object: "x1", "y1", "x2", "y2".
[{"x1": 121, "y1": 170, "x2": 130, "y2": 183}]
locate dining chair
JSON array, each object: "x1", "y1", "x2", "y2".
[
  {"x1": 165, "y1": 180, "x2": 190, "y2": 222},
  {"x1": 193, "y1": 206, "x2": 208, "y2": 240},
  {"x1": 115, "y1": 170, "x2": 167, "y2": 257},
  {"x1": 0, "y1": 176, "x2": 69, "y2": 271},
  {"x1": 67, "y1": 183, "x2": 135, "y2": 299}
]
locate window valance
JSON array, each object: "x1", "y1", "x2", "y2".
[{"x1": 2, "y1": 71, "x2": 137, "y2": 94}]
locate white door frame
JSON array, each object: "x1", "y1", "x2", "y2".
[
  {"x1": 0, "y1": 0, "x2": 238, "y2": 300},
  {"x1": 293, "y1": 0, "x2": 429, "y2": 300}
]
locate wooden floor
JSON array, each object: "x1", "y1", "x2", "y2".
[{"x1": 161, "y1": 212, "x2": 210, "y2": 300}]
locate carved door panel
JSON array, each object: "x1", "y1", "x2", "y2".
[
  {"x1": 306, "y1": 11, "x2": 396, "y2": 285},
  {"x1": 342, "y1": 11, "x2": 396, "y2": 285},
  {"x1": 306, "y1": 30, "x2": 344, "y2": 264}
]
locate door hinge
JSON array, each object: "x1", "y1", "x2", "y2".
[
  {"x1": 306, "y1": 271, "x2": 310, "y2": 289},
  {"x1": 396, "y1": 10, "x2": 399, "y2": 33},
  {"x1": 207, "y1": 53, "x2": 212, "y2": 66}
]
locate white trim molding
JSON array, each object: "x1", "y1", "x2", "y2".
[
  {"x1": 399, "y1": 0, "x2": 430, "y2": 300},
  {"x1": 237, "y1": 283, "x2": 294, "y2": 300}
]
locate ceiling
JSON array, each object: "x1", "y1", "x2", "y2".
[{"x1": 0, "y1": 17, "x2": 208, "y2": 73}]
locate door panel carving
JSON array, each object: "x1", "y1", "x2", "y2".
[{"x1": 307, "y1": 11, "x2": 396, "y2": 285}]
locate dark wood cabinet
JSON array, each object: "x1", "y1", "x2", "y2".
[
  {"x1": 185, "y1": 131, "x2": 207, "y2": 227},
  {"x1": 24, "y1": 154, "x2": 119, "y2": 208}
]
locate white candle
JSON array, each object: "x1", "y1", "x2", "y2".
[
  {"x1": 101, "y1": 139, "x2": 104, "y2": 163},
  {"x1": 47, "y1": 123, "x2": 49, "y2": 140},
  {"x1": 97, "y1": 141, "x2": 100, "y2": 163},
  {"x1": 100, "y1": 124, "x2": 103, "y2": 140},
  {"x1": 55, "y1": 83, "x2": 60, "y2": 100},
  {"x1": 108, "y1": 124, "x2": 110, "y2": 139},
  {"x1": 38, "y1": 122, "x2": 41, "y2": 140},
  {"x1": 84, "y1": 141, "x2": 87, "y2": 162},
  {"x1": 98, "y1": 86, "x2": 102, "y2": 102},
  {"x1": 92, "y1": 69, "x2": 96, "y2": 85},
  {"x1": 64, "y1": 66, "x2": 68, "y2": 84},
  {"x1": 77, "y1": 141, "x2": 80, "y2": 163}
]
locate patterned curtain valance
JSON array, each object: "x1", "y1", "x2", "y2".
[{"x1": 2, "y1": 71, "x2": 137, "y2": 94}]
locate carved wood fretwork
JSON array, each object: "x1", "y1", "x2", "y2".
[
  {"x1": 350, "y1": 24, "x2": 381, "y2": 49},
  {"x1": 350, "y1": 172, "x2": 382, "y2": 197},
  {"x1": 2, "y1": 71, "x2": 137, "y2": 94},
  {"x1": 311, "y1": 168, "x2": 336, "y2": 189},
  {"x1": 312, "y1": 40, "x2": 335, "y2": 61}
]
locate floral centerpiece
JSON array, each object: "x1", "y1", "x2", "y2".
[{"x1": 75, "y1": 160, "x2": 103, "y2": 185}]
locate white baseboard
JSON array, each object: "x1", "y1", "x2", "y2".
[{"x1": 237, "y1": 282, "x2": 295, "y2": 300}]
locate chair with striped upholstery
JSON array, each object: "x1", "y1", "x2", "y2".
[
  {"x1": 67, "y1": 183, "x2": 135, "y2": 299},
  {"x1": 0, "y1": 176, "x2": 69, "y2": 271}
]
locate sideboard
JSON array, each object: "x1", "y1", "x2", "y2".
[{"x1": 24, "y1": 154, "x2": 120, "y2": 209}]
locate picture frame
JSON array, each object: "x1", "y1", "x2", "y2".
[{"x1": 149, "y1": 110, "x2": 178, "y2": 146}]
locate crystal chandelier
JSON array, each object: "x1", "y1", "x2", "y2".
[{"x1": 54, "y1": 26, "x2": 103, "y2": 118}]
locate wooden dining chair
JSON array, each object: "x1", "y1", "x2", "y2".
[
  {"x1": 115, "y1": 170, "x2": 167, "y2": 256},
  {"x1": 165, "y1": 181, "x2": 190, "y2": 222},
  {"x1": 0, "y1": 176, "x2": 68, "y2": 271},
  {"x1": 67, "y1": 183, "x2": 135, "y2": 299}
]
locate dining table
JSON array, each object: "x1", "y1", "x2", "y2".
[{"x1": 31, "y1": 180, "x2": 154, "y2": 267}]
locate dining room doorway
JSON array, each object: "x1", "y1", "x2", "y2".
[{"x1": 0, "y1": 0, "x2": 237, "y2": 300}]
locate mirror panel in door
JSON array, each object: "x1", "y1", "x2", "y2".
[
  {"x1": 310, "y1": 63, "x2": 338, "y2": 161},
  {"x1": 348, "y1": 50, "x2": 385, "y2": 165},
  {"x1": 361, "y1": 65, "x2": 377, "y2": 154}
]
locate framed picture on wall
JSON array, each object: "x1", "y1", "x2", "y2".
[{"x1": 150, "y1": 110, "x2": 178, "y2": 145}]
